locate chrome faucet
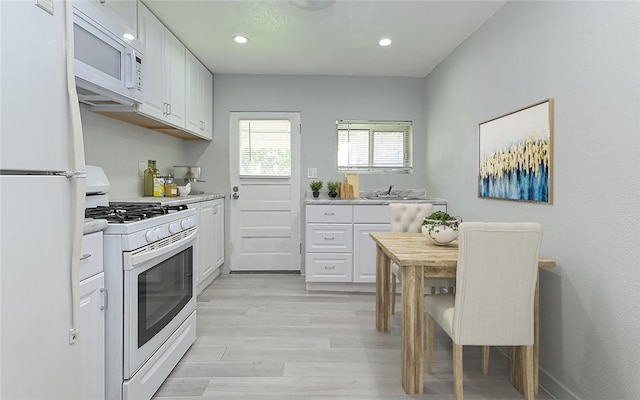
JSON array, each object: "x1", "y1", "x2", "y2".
[{"x1": 387, "y1": 185, "x2": 394, "y2": 195}]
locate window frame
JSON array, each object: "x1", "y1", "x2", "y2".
[{"x1": 336, "y1": 120, "x2": 413, "y2": 174}]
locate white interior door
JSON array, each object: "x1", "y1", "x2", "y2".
[{"x1": 229, "y1": 112, "x2": 301, "y2": 271}]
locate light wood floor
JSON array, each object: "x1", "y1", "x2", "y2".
[{"x1": 152, "y1": 273, "x2": 555, "y2": 400}]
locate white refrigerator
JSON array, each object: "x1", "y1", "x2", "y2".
[{"x1": 1, "y1": 1, "x2": 86, "y2": 399}]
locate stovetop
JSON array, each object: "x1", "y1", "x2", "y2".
[{"x1": 85, "y1": 204, "x2": 189, "y2": 223}]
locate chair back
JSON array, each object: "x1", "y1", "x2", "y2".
[
  {"x1": 452, "y1": 222, "x2": 542, "y2": 346},
  {"x1": 389, "y1": 203, "x2": 434, "y2": 233}
]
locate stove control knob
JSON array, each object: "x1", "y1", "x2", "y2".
[
  {"x1": 145, "y1": 230, "x2": 158, "y2": 243},
  {"x1": 181, "y1": 218, "x2": 192, "y2": 229},
  {"x1": 169, "y1": 223, "x2": 181, "y2": 234},
  {"x1": 188, "y1": 217, "x2": 196, "y2": 228},
  {"x1": 155, "y1": 227, "x2": 169, "y2": 239}
]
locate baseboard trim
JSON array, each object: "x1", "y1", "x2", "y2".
[
  {"x1": 539, "y1": 366, "x2": 582, "y2": 400},
  {"x1": 495, "y1": 347, "x2": 581, "y2": 400}
]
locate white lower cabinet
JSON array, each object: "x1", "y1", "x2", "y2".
[
  {"x1": 305, "y1": 203, "x2": 448, "y2": 289},
  {"x1": 190, "y1": 198, "x2": 225, "y2": 294},
  {"x1": 79, "y1": 231, "x2": 106, "y2": 400}
]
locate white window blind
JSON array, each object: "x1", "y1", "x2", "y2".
[
  {"x1": 239, "y1": 119, "x2": 291, "y2": 177},
  {"x1": 337, "y1": 120, "x2": 413, "y2": 173}
]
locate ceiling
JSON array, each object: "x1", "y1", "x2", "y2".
[{"x1": 142, "y1": 0, "x2": 505, "y2": 78}]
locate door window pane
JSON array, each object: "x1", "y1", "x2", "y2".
[{"x1": 239, "y1": 120, "x2": 291, "y2": 177}]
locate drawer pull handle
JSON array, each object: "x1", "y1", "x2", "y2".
[
  {"x1": 324, "y1": 212, "x2": 335, "y2": 216},
  {"x1": 80, "y1": 253, "x2": 92, "y2": 261},
  {"x1": 324, "y1": 236, "x2": 335, "y2": 241},
  {"x1": 324, "y1": 265, "x2": 335, "y2": 270}
]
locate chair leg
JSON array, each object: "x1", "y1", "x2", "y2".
[
  {"x1": 453, "y1": 343, "x2": 463, "y2": 400},
  {"x1": 523, "y1": 345, "x2": 535, "y2": 400},
  {"x1": 447, "y1": 286, "x2": 454, "y2": 293},
  {"x1": 391, "y1": 272, "x2": 397, "y2": 315},
  {"x1": 481, "y1": 346, "x2": 490, "y2": 374},
  {"x1": 426, "y1": 314, "x2": 434, "y2": 374}
]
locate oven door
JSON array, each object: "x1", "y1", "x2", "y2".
[{"x1": 123, "y1": 228, "x2": 197, "y2": 378}]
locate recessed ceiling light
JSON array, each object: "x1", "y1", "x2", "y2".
[
  {"x1": 379, "y1": 38, "x2": 392, "y2": 47},
  {"x1": 290, "y1": 0, "x2": 335, "y2": 11},
  {"x1": 123, "y1": 33, "x2": 135, "y2": 41},
  {"x1": 233, "y1": 35, "x2": 249, "y2": 44}
]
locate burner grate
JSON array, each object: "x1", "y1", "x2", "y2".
[{"x1": 85, "y1": 204, "x2": 188, "y2": 223}]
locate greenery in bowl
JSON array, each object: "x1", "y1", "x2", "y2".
[
  {"x1": 422, "y1": 211, "x2": 462, "y2": 236},
  {"x1": 310, "y1": 180, "x2": 323, "y2": 192}
]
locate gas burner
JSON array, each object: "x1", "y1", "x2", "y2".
[{"x1": 85, "y1": 204, "x2": 189, "y2": 223}]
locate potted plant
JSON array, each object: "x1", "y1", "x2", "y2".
[
  {"x1": 422, "y1": 211, "x2": 462, "y2": 245},
  {"x1": 327, "y1": 181, "x2": 339, "y2": 198},
  {"x1": 310, "y1": 180, "x2": 323, "y2": 198}
]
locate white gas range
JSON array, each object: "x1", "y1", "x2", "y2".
[{"x1": 85, "y1": 168, "x2": 197, "y2": 400}]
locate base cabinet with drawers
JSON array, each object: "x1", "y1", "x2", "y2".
[
  {"x1": 305, "y1": 202, "x2": 446, "y2": 291},
  {"x1": 79, "y1": 231, "x2": 106, "y2": 400}
]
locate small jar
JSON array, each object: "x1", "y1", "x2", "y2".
[{"x1": 164, "y1": 175, "x2": 177, "y2": 197}]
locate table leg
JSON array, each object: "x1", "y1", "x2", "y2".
[
  {"x1": 510, "y1": 274, "x2": 540, "y2": 395},
  {"x1": 401, "y1": 266, "x2": 424, "y2": 394},
  {"x1": 375, "y1": 246, "x2": 391, "y2": 332}
]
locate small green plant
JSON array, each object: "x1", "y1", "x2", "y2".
[
  {"x1": 326, "y1": 181, "x2": 339, "y2": 192},
  {"x1": 310, "y1": 180, "x2": 323, "y2": 192},
  {"x1": 422, "y1": 211, "x2": 462, "y2": 235}
]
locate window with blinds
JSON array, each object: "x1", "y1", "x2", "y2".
[
  {"x1": 336, "y1": 120, "x2": 413, "y2": 173},
  {"x1": 239, "y1": 119, "x2": 291, "y2": 177}
]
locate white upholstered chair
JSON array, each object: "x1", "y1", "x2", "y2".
[
  {"x1": 425, "y1": 222, "x2": 543, "y2": 400},
  {"x1": 389, "y1": 203, "x2": 456, "y2": 314}
]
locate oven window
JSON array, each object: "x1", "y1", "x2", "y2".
[{"x1": 138, "y1": 247, "x2": 193, "y2": 348}]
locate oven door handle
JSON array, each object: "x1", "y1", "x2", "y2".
[{"x1": 125, "y1": 228, "x2": 197, "y2": 270}]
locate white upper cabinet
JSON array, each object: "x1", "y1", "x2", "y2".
[
  {"x1": 186, "y1": 50, "x2": 213, "y2": 140},
  {"x1": 137, "y1": 3, "x2": 186, "y2": 127},
  {"x1": 73, "y1": 0, "x2": 140, "y2": 52}
]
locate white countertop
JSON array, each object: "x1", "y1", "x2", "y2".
[
  {"x1": 110, "y1": 193, "x2": 225, "y2": 206},
  {"x1": 83, "y1": 218, "x2": 108, "y2": 235}
]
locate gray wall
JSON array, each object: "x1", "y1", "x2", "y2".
[
  {"x1": 185, "y1": 75, "x2": 429, "y2": 196},
  {"x1": 81, "y1": 105, "x2": 192, "y2": 198},
  {"x1": 424, "y1": 2, "x2": 640, "y2": 399}
]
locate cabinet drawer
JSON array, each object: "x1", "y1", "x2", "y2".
[
  {"x1": 306, "y1": 205, "x2": 352, "y2": 223},
  {"x1": 353, "y1": 205, "x2": 390, "y2": 223},
  {"x1": 80, "y1": 231, "x2": 103, "y2": 281},
  {"x1": 306, "y1": 224, "x2": 353, "y2": 252},
  {"x1": 305, "y1": 253, "x2": 353, "y2": 282}
]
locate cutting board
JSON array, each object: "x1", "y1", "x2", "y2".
[{"x1": 344, "y1": 173, "x2": 359, "y2": 198}]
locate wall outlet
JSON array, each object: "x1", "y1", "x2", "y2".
[
  {"x1": 138, "y1": 161, "x2": 147, "y2": 177},
  {"x1": 307, "y1": 168, "x2": 318, "y2": 179}
]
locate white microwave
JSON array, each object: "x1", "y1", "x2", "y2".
[{"x1": 73, "y1": 12, "x2": 143, "y2": 106}]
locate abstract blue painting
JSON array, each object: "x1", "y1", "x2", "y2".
[{"x1": 478, "y1": 99, "x2": 553, "y2": 203}]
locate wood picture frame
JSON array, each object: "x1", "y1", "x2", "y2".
[{"x1": 478, "y1": 99, "x2": 554, "y2": 203}]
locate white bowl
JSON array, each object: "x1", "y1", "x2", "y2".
[
  {"x1": 422, "y1": 221, "x2": 459, "y2": 245},
  {"x1": 177, "y1": 185, "x2": 191, "y2": 196}
]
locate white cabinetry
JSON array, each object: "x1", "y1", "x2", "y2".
[
  {"x1": 353, "y1": 206, "x2": 391, "y2": 283},
  {"x1": 305, "y1": 206, "x2": 353, "y2": 282},
  {"x1": 73, "y1": 0, "x2": 138, "y2": 50},
  {"x1": 186, "y1": 50, "x2": 213, "y2": 140},
  {"x1": 189, "y1": 198, "x2": 225, "y2": 294},
  {"x1": 79, "y1": 231, "x2": 106, "y2": 400},
  {"x1": 137, "y1": 3, "x2": 186, "y2": 127},
  {"x1": 305, "y1": 202, "x2": 445, "y2": 290}
]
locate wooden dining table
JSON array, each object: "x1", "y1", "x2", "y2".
[{"x1": 369, "y1": 232, "x2": 556, "y2": 395}]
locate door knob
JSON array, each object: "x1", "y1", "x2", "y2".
[{"x1": 232, "y1": 193, "x2": 239, "y2": 199}]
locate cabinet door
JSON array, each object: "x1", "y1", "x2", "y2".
[
  {"x1": 185, "y1": 50, "x2": 203, "y2": 135},
  {"x1": 137, "y1": 3, "x2": 165, "y2": 120},
  {"x1": 201, "y1": 69, "x2": 213, "y2": 139},
  {"x1": 353, "y1": 223, "x2": 391, "y2": 283},
  {"x1": 199, "y1": 200, "x2": 216, "y2": 283},
  {"x1": 79, "y1": 272, "x2": 105, "y2": 400},
  {"x1": 213, "y1": 199, "x2": 225, "y2": 268},
  {"x1": 164, "y1": 31, "x2": 186, "y2": 127}
]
